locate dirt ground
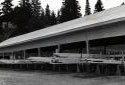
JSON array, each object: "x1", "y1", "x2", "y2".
[{"x1": 0, "y1": 69, "x2": 124, "y2": 85}]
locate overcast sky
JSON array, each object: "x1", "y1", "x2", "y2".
[{"x1": 0, "y1": 0, "x2": 125, "y2": 15}]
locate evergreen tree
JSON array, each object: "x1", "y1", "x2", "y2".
[
  {"x1": 27, "y1": 7, "x2": 46, "y2": 31},
  {"x1": 57, "y1": 10, "x2": 61, "y2": 24},
  {"x1": 60, "y1": 0, "x2": 82, "y2": 23},
  {"x1": 12, "y1": 0, "x2": 33, "y2": 36},
  {"x1": 26, "y1": 0, "x2": 43, "y2": 31},
  {"x1": 1, "y1": 0, "x2": 14, "y2": 40},
  {"x1": 50, "y1": 10, "x2": 57, "y2": 25},
  {"x1": 45, "y1": 4, "x2": 51, "y2": 19},
  {"x1": 84, "y1": 0, "x2": 91, "y2": 16},
  {"x1": 94, "y1": 0, "x2": 105, "y2": 13},
  {"x1": 121, "y1": 2, "x2": 125, "y2": 5},
  {"x1": 1, "y1": 0, "x2": 13, "y2": 22},
  {"x1": 44, "y1": 4, "x2": 51, "y2": 26},
  {"x1": 31, "y1": 0, "x2": 41, "y2": 17},
  {"x1": 41, "y1": 8, "x2": 45, "y2": 19},
  {"x1": 1, "y1": 0, "x2": 13, "y2": 16},
  {"x1": 39, "y1": 8, "x2": 46, "y2": 28},
  {"x1": 19, "y1": 0, "x2": 30, "y2": 7}
]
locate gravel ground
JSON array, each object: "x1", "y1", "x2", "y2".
[{"x1": 0, "y1": 69, "x2": 124, "y2": 85}]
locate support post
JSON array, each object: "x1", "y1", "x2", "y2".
[
  {"x1": 86, "y1": 63, "x2": 90, "y2": 73},
  {"x1": 66, "y1": 64, "x2": 69, "y2": 72},
  {"x1": 86, "y1": 40, "x2": 90, "y2": 54},
  {"x1": 96, "y1": 64, "x2": 101, "y2": 75},
  {"x1": 104, "y1": 46, "x2": 107, "y2": 55},
  {"x1": 116, "y1": 65, "x2": 121, "y2": 75},
  {"x1": 12, "y1": 51, "x2": 15, "y2": 64},
  {"x1": 3, "y1": 53, "x2": 4, "y2": 59},
  {"x1": 24, "y1": 50, "x2": 26, "y2": 59},
  {"x1": 11, "y1": 52, "x2": 13, "y2": 60},
  {"x1": 38, "y1": 48, "x2": 41, "y2": 57},
  {"x1": 121, "y1": 52, "x2": 124, "y2": 63},
  {"x1": 56, "y1": 44, "x2": 61, "y2": 53},
  {"x1": 77, "y1": 64, "x2": 80, "y2": 73},
  {"x1": 52, "y1": 64, "x2": 56, "y2": 71}
]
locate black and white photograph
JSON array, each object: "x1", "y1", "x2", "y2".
[{"x1": 0, "y1": 0, "x2": 125, "y2": 85}]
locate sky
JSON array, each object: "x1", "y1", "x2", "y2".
[{"x1": 0, "y1": 0, "x2": 125, "y2": 15}]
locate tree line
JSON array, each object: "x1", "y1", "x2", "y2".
[{"x1": 0, "y1": 0, "x2": 115, "y2": 41}]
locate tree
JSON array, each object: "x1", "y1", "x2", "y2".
[
  {"x1": 44, "y1": 4, "x2": 51, "y2": 26},
  {"x1": 31, "y1": 0, "x2": 41, "y2": 17},
  {"x1": 60, "y1": 0, "x2": 82, "y2": 23},
  {"x1": 0, "y1": 0, "x2": 14, "y2": 40},
  {"x1": 27, "y1": 7, "x2": 46, "y2": 31},
  {"x1": 94, "y1": 0, "x2": 105, "y2": 13},
  {"x1": 12, "y1": 0, "x2": 33, "y2": 36},
  {"x1": 1, "y1": 0, "x2": 13, "y2": 16},
  {"x1": 50, "y1": 10, "x2": 57, "y2": 25},
  {"x1": 1, "y1": 0, "x2": 13, "y2": 22},
  {"x1": 19, "y1": 0, "x2": 30, "y2": 7},
  {"x1": 40, "y1": 8, "x2": 45, "y2": 20},
  {"x1": 84, "y1": 0, "x2": 91, "y2": 16},
  {"x1": 121, "y1": 2, "x2": 125, "y2": 5},
  {"x1": 0, "y1": 22, "x2": 16, "y2": 41},
  {"x1": 39, "y1": 8, "x2": 46, "y2": 28},
  {"x1": 25, "y1": 0, "x2": 43, "y2": 31},
  {"x1": 57, "y1": 10, "x2": 61, "y2": 24}
]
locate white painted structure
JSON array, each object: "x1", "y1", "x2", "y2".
[{"x1": 0, "y1": 6, "x2": 125, "y2": 59}]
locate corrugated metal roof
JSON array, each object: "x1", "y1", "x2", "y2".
[{"x1": 0, "y1": 5, "x2": 125, "y2": 48}]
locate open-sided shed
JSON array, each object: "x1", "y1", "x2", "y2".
[{"x1": 0, "y1": 5, "x2": 125, "y2": 59}]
